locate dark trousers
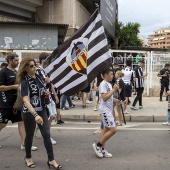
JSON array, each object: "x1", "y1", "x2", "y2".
[
  {"x1": 160, "y1": 81, "x2": 169, "y2": 99},
  {"x1": 132, "y1": 88, "x2": 144, "y2": 107},
  {"x1": 22, "y1": 109, "x2": 54, "y2": 161}
]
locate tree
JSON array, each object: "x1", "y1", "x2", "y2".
[{"x1": 113, "y1": 22, "x2": 143, "y2": 49}]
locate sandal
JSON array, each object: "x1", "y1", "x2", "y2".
[
  {"x1": 47, "y1": 161, "x2": 62, "y2": 169},
  {"x1": 24, "y1": 158, "x2": 36, "y2": 168},
  {"x1": 82, "y1": 105, "x2": 88, "y2": 109}
]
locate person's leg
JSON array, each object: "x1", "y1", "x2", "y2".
[
  {"x1": 116, "y1": 105, "x2": 123, "y2": 124},
  {"x1": 18, "y1": 121, "x2": 26, "y2": 146},
  {"x1": 99, "y1": 126, "x2": 117, "y2": 145},
  {"x1": 82, "y1": 92, "x2": 88, "y2": 108},
  {"x1": 160, "y1": 82, "x2": 165, "y2": 101},
  {"x1": 124, "y1": 97, "x2": 128, "y2": 112},
  {"x1": 167, "y1": 110, "x2": 170, "y2": 123},
  {"x1": 113, "y1": 103, "x2": 116, "y2": 120},
  {"x1": 0, "y1": 109, "x2": 9, "y2": 131},
  {"x1": 22, "y1": 112, "x2": 36, "y2": 159},
  {"x1": 132, "y1": 88, "x2": 140, "y2": 107},
  {"x1": 99, "y1": 112, "x2": 117, "y2": 145},
  {"x1": 0, "y1": 123, "x2": 7, "y2": 131},
  {"x1": 56, "y1": 108, "x2": 60, "y2": 121},
  {"x1": 38, "y1": 110, "x2": 54, "y2": 161},
  {"x1": 165, "y1": 83, "x2": 169, "y2": 101},
  {"x1": 94, "y1": 91, "x2": 99, "y2": 110},
  {"x1": 67, "y1": 96, "x2": 73, "y2": 107},
  {"x1": 61, "y1": 95, "x2": 67, "y2": 108},
  {"x1": 138, "y1": 88, "x2": 144, "y2": 106}
]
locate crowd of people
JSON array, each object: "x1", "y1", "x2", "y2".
[{"x1": 1, "y1": 52, "x2": 170, "y2": 165}]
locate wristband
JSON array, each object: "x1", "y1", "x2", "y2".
[
  {"x1": 34, "y1": 114, "x2": 38, "y2": 118},
  {"x1": 32, "y1": 111, "x2": 38, "y2": 117}
]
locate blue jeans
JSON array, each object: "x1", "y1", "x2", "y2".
[
  {"x1": 167, "y1": 111, "x2": 170, "y2": 122},
  {"x1": 61, "y1": 95, "x2": 73, "y2": 108},
  {"x1": 100, "y1": 121, "x2": 104, "y2": 130}
]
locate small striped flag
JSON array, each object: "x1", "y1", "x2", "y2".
[{"x1": 43, "y1": 9, "x2": 112, "y2": 95}]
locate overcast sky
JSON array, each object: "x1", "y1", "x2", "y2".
[{"x1": 118, "y1": 0, "x2": 170, "y2": 38}]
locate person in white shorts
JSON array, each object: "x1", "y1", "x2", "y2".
[
  {"x1": 92, "y1": 68, "x2": 119, "y2": 158},
  {"x1": 36, "y1": 52, "x2": 59, "y2": 145}
]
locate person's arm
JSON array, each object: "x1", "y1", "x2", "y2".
[
  {"x1": 20, "y1": 80, "x2": 43, "y2": 125},
  {"x1": 51, "y1": 83, "x2": 59, "y2": 104},
  {"x1": 101, "y1": 84, "x2": 119, "y2": 102},
  {"x1": 167, "y1": 91, "x2": 170, "y2": 96},
  {"x1": 138, "y1": 67, "x2": 148, "y2": 78},
  {"x1": 0, "y1": 84, "x2": 18, "y2": 92},
  {"x1": 140, "y1": 74, "x2": 148, "y2": 78},
  {"x1": 0, "y1": 70, "x2": 19, "y2": 92},
  {"x1": 157, "y1": 70, "x2": 167, "y2": 77},
  {"x1": 22, "y1": 96, "x2": 43, "y2": 125}
]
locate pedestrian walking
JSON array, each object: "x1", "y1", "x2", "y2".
[
  {"x1": 36, "y1": 52, "x2": 59, "y2": 144},
  {"x1": 92, "y1": 68, "x2": 119, "y2": 158},
  {"x1": 122, "y1": 60, "x2": 136, "y2": 114},
  {"x1": 131, "y1": 60, "x2": 148, "y2": 110},
  {"x1": 157, "y1": 63, "x2": 170, "y2": 101},
  {"x1": 0, "y1": 53, "x2": 37, "y2": 151},
  {"x1": 18, "y1": 57, "x2": 62, "y2": 169},
  {"x1": 61, "y1": 95, "x2": 75, "y2": 110}
]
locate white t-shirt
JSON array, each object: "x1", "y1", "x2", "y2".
[
  {"x1": 99, "y1": 80, "x2": 113, "y2": 114},
  {"x1": 122, "y1": 66, "x2": 135, "y2": 85}
]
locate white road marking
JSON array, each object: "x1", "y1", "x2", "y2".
[{"x1": 7, "y1": 121, "x2": 170, "y2": 131}]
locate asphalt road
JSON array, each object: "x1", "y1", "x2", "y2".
[{"x1": 1, "y1": 122, "x2": 170, "y2": 170}]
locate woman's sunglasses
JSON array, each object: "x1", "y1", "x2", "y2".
[{"x1": 29, "y1": 64, "x2": 36, "y2": 68}]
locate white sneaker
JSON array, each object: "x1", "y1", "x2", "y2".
[
  {"x1": 94, "y1": 129, "x2": 102, "y2": 134},
  {"x1": 130, "y1": 106, "x2": 138, "y2": 110},
  {"x1": 86, "y1": 100, "x2": 92, "y2": 104},
  {"x1": 139, "y1": 106, "x2": 143, "y2": 109},
  {"x1": 51, "y1": 137, "x2": 57, "y2": 145},
  {"x1": 92, "y1": 143, "x2": 103, "y2": 158},
  {"x1": 124, "y1": 110, "x2": 130, "y2": 114},
  {"x1": 34, "y1": 128, "x2": 39, "y2": 137},
  {"x1": 102, "y1": 149, "x2": 113, "y2": 158},
  {"x1": 51, "y1": 120, "x2": 57, "y2": 126},
  {"x1": 21, "y1": 145, "x2": 38, "y2": 151},
  {"x1": 162, "y1": 122, "x2": 170, "y2": 126},
  {"x1": 94, "y1": 107, "x2": 98, "y2": 111},
  {"x1": 74, "y1": 96, "x2": 78, "y2": 100}
]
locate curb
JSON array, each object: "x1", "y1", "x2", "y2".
[{"x1": 62, "y1": 115, "x2": 167, "y2": 122}]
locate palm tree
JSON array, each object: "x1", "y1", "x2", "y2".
[{"x1": 113, "y1": 22, "x2": 143, "y2": 48}]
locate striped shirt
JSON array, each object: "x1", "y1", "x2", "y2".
[
  {"x1": 36, "y1": 66, "x2": 47, "y2": 81},
  {"x1": 134, "y1": 66, "x2": 144, "y2": 88},
  {"x1": 122, "y1": 66, "x2": 135, "y2": 85}
]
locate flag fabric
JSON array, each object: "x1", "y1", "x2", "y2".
[{"x1": 43, "y1": 9, "x2": 112, "y2": 96}]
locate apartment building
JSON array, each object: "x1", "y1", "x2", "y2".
[{"x1": 148, "y1": 27, "x2": 170, "y2": 48}]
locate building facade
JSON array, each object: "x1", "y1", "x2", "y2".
[
  {"x1": 148, "y1": 28, "x2": 170, "y2": 49},
  {"x1": 0, "y1": 0, "x2": 99, "y2": 39}
]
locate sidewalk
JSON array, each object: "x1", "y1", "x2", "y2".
[{"x1": 61, "y1": 97, "x2": 168, "y2": 122}]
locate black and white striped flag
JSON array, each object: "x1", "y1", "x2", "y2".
[{"x1": 43, "y1": 9, "x2": 112, "y2": 95}]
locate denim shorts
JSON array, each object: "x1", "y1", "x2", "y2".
[{"x1": 46, "y1": 100, "x2": 56, "y2": 118}]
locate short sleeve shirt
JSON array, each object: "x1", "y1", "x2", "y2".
[
  {"x1": 99, "y1": 80, "x2": 113, "y2": 114},
  {"x1": 118, "y1": 79, "x2": 125, "y2": 101},
  {"x1": 159, "y1": 69, "x2": 170, "y2": 82},
  {"x1": 0, "y1": 68, "x2": 17, "y2": 108},
  {"x1": 20, "y1": 78, "x2": 45, "y2": 112}
]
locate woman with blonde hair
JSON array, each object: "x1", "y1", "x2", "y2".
[
  {"x1": 113, "y1": 71, "x2": 125, "y2": 126},
  {"x1": 17, "y1": 58, "x2": 62, "y2": 169}
]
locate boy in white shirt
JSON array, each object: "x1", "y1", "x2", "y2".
[{"x1": 92, "y1": 68, "x2": 119, "y2": 158}]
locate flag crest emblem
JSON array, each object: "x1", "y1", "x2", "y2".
[{"x1": 66, "y1": 37, "x2": 88, "y2": 75}]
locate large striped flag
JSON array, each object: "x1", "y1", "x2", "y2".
[{"x1": 43, "y1": 9, "x2": 112, "y2": 95}]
